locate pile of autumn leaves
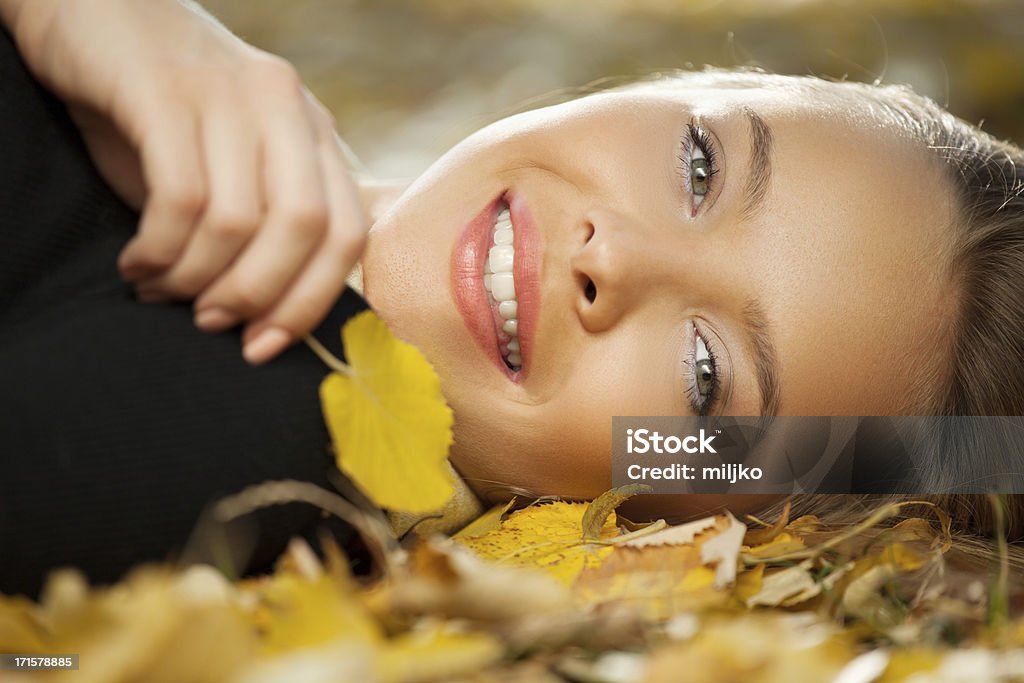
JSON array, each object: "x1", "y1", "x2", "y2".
[
  {"x1": 3, "y1": 312, "x2": 1024, "y2": 682},
  {"x1": 4, "y1": 491, "x2": 1024, "y2": 682}
]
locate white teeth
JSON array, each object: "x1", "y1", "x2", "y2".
[
  {"x1": 486, "y1": 204, "x2": 522, "y2": 371},
  {"x1": 488, "y1": 245, "x2": 514, "y2": 274},
  {"x1": 490, "y1": 272, "x2": 515, "y2": 302}
]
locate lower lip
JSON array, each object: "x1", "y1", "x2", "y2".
[{"x1": 451, "y1": 194, "x2": 509, "y2": 378}]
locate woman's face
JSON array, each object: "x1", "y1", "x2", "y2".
[{"x1": 361, "y1": 78, "x2": 956, "y2": 507}]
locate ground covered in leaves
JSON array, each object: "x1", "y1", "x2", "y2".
[{"x1": 3, "y1": 491, "x2": 1023, "y2": 683}]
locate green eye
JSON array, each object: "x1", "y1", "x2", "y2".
[
  {"x1": 696, "y1": 357, "x2": 714, "y2": 398},
  {"x1": 691, "y1": 157, "x2": 711, "y2": 196}
]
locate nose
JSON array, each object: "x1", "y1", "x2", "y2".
[{"x1": 571, "y1": 207, "x2": 660, "y2": 333}]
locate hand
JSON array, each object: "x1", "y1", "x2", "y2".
[{"x1": 4, "y1": 0, "x2": 368, "y2": 364}]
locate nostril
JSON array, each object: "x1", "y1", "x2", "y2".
[{"x1": 584, "y1": 278, "x2": 597, "y2": 304}]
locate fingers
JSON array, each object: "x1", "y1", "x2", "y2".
[
  {"x1": 240, "y1": 126, "x2": 368, "y2": 364},
  {"x1": 191, "y1": 84, "x2": 367, "y2": 364},
  {"x1": 118, "y1": 104, "x2": 207, "y2": 281},
  {"x1": 193, "y1": 70, "x2": 329, "y2": 321},
  {"x1": 120, "y1": 57, "x2": 368, "y2": 365},
  {"x1": 135, "y1": 104, "x2": 263, "y2": 301}
]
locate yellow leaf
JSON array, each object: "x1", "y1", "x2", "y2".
[
  {"x1": 455, "y1": 501, "x2": 619, "y2": 584},
  {"x1": 733, "y1": 563, "x2": 765, "y2": 604},
  {"x1": 378, "y1": 626, "x2": 503, "y2": 683},
  {"x1": 317, "y1": 310, "x2": 455, "y2": 513},
  {"x1": 0, "y1": 593, "x2": 46, "y2": 652},
  {"x1": 255, "y1": 573, "x2": 380, "y2": 654},
  {"x1": 743, "y1": 532, "x2": 807, "y2": 560},
  {"x1": 878, "y1": 542, "x2": 931, "y2": 572},
  {"x1": 453, "y1": 498, "x2": 518, "y2": 540},
  {"x1": 878, "y1": 647, "x2": 943, "y2": 682}
]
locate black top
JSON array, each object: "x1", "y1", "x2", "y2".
[{"x1": 0, "y1": 29, "x2": 367, "y2": 598}]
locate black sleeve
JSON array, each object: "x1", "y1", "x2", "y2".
[{"x1": 0, "y1": 28, "x2": 367, "y2": 598}]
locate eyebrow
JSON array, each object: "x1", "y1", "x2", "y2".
[
  {"x1": 742, "y1": 298, "x2": 781, "y2": 418},
  {"x1": 738, "y1": 106, "x2": 775, "y2": 222}
]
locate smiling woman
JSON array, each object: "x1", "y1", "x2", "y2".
[
  {"x1": 361, "y1": 72, "x2": 959, "y2": 496},
  {"x1": 1, "y1": 0, "x2": 1023, "y2": 599}
]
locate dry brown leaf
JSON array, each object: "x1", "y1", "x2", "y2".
[
  {"x1": 384, "y1": 538, "x2": 572, "y2": 622},
  {"x1": 16, "y1": 567, "x2": 258, "y2": 683},
  {"x1": 580, "y1": 484, "x2": 651, "y2": 541},
  {"x1": 645, "y1": 612, "x2": 857, "y2": 683},
  {"x1": 699, "y1": 513, "x2": 748, "y2": 588},
  {"x1": 744, "y1": 499, "x2": 792, "y2": 546},
  {"x1": 620, "y1": 515, "x2": 718, "y2": 549},
  {"x1": 574, "y1": 544, "x2": 727, "y2": 619},
  {"x1": 744, "y1": 560, "x2": 818, "y2": 608}
]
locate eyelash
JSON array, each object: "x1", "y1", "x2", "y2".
[
  {"x1": 686, "y1": 327, "x2": 722, "y2": 417},
  {"x1": 679, "y1": 121, "x2": 720, "y2": 213}
]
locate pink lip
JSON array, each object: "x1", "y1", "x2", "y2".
[{"x1": 450, "y1": 191, "x2": 541, "y2": 382}]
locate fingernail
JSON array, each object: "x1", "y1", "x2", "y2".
[
  {"x1": 194, "y1": 307, "x2": 237, "y2": 331},
  {"x1": 243, "y1": 327, "x2": 291, "y2": 365}
]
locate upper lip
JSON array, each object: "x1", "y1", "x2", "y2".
[{"x1": 450, "y1": 191, "x2": 541, "y2": 382}]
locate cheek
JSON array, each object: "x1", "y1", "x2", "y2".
[
  {"x1": 447, "y1": 395, "x2": 613, "y2": 502},
  {"x1": 449, "y1": 339, "x2": 680, "y2": 501}
]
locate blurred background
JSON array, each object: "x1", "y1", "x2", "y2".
[{"x1": 204, "y1": 0, "x2": 1024, "y2": 178}]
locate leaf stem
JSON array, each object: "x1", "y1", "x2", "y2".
[{"x1": 304, "y1": 333, "x2": 352, "y2": 374}]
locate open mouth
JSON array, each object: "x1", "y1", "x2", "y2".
[
  {"x1": 451, "y1": 190, "x2": 538, "y2": 382},
  {"x1": 483, "y1": 201, "x2": 523, "y2": 372}
]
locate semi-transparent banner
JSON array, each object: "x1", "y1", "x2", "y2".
[{"x1": 612, "y1": 416, "x2": 1024, "y2": 494}]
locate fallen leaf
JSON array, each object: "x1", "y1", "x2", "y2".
[
  {"x1": 744, "y1": 560, "x2": 818, "y2": 608},
  {"x1": 315, "y1": 310, "x2": 455, "y2": 514},
  {"x1": 378, "y1": 625, "x2": 503, "y2": 683},
  {"x1": 645, "y1": 612, "x2": 856, "y2": 683},
  {"x1": 743, "y1": 532, "x2": 808, "y2": 560},
  {"x1": 384, "y1": 538, "x2": 572, "y2": 622},
  {"x1": 453, "y1": 498, "x2": 518, "y2": 540},
  {"x1": 699, "y1": 513, "x2": 747, "y2": 588},
  {"x1": 254, "y1": 572, "x2": 380, "y2": 654},
  {"x1": 744, "y1": 499, "x2": 792, "y2": 546},
  {"x1": 581, "y1": 484, "x2": 651, "y2": 540},
  {"x1": 573, "y1": 544, "x2": 726, "y2": 619},
  {"x1": 620, "y1": 515, "x2": 719, "y2": 549},
  {"x1": 455, "y1": 501, "x2": 619, "y2": 584}
]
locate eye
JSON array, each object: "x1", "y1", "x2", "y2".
[
  {"x1": 686, "y1": 328, "x2": 720, "y2": 416},
  {"x1": 680, "y1": 122, "x2": 719, "y2": 212}
]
